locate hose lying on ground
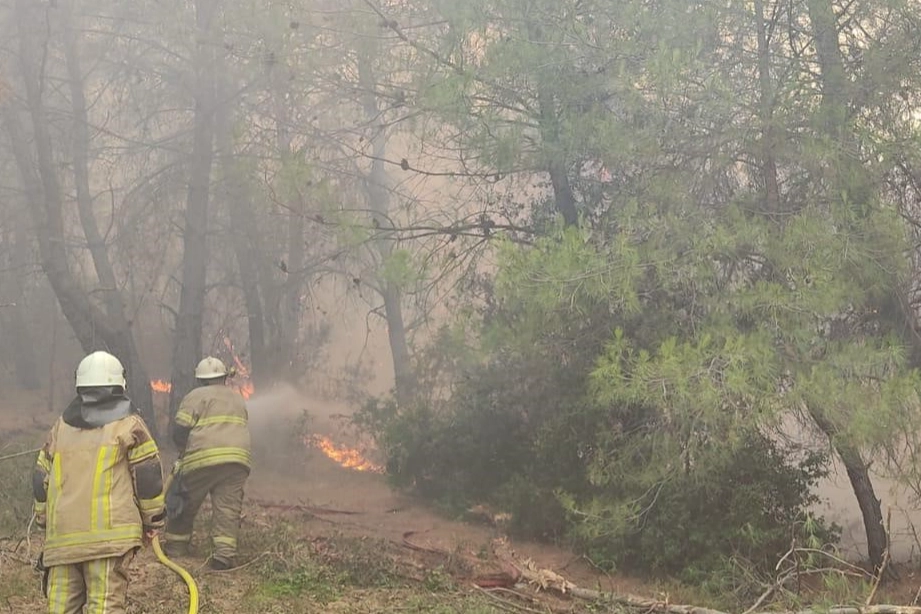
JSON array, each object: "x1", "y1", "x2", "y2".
[{"x1": 151, "y1": 535, "x2": 199, "y2": 614}]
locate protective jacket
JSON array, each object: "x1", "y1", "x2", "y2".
[
  {"x1": 172, "y1": 385, "x2": 251, "y2": 473},
  {"x1": 33, "y1": 396, "x2": 165, "y2": 567}
]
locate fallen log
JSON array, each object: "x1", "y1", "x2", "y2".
[
  {"x1": 491, "y1": 538, "x2": 921, "y2": 614},
  {"x1": 249, "y1": 498, "x2": 361, "y2": 515}
]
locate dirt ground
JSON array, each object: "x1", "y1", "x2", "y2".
[
  {"x1": 0, "y1": 386, "x2": 636, "y2": 613},
  {"x1": 3, "y1": 385, "x2": 921, "y2": 613}
]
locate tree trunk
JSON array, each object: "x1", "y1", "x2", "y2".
[
  {"x1": 272, "y1": 70, "x2": 306, "y2": 383},
  {"x1": 167, "y1": 0, "x2": 218, "y2": 418},
  {"x1": 357, "y1": 54, "x2": 417, "y2": 406},
  {"x1": 381, "y1": 283, "x2": 415, "y2": 406},
  {"x1": 806, "y1": 0, "x2": 848, "y2": 134},
  {"x1": 754, "y1": 0, "x2": 781, "y2": 216},
  {"x1": 839, "y1": 444, "x2": 888, "y2": 569},
  {"x1": 60, "y1": 0, "x2": 153, "y2": 418},
  {"x1": 5, "y1": 304, "x2": 40, "y2": 390},
  {"x1": 536, "y1": 86, "x2": 578, "y2": 227},
  {"x1": 3, "y1": 0, "x2": 156, "y2": 432},
  {"x1": 213, "y1": 78, "x2": 269, "y2": 388},
  {"x1": 804, "y1": 0, "x2": 889, "y2": 574},
  {"x1": 531, "y1": 20, "x2": 578, "y2": 228},
  {"x1": 0, "y1": 225, "x2": 41, "y2": 390},
  {"x1": 809, "y1": 406, "x2": 889, "y2": 572}
]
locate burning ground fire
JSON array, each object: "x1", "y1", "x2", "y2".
[
  {"x1": 147, "y1": 339, "x2": 381, "y2": 475},
  {"x1": 149, "y1": 338, "x2": 254, "y2": 400},
  {"x1": 305, "y1": 434, "x2": 385, "y2": 474}
]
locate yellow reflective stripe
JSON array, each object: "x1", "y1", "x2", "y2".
[
  {"x1": 45, "y1": 525, "x2": 142, "y2": 550},
  {"x1": 86, "y1": 557, "x2": 111, "y2": 614},
  {"x1": 174, "y1": 412, "x2": 195, "y2": 427},
  {"x1": 139, "y1": 493, "x2": 165, "y2": 511},
  {"x1": 91, "y1": 448, "x2": 104, "y2": 530},
  {"x1": 164, "y1": 532, "x2": 191, "y2": 543},
  {"x1": 180, "y1": 447, "x2": 251, "y2": 472},
  {"x1": 49, "y1": 452, "x2": 62, "y2": 535},
  {"x1": 37, "y1": 452, "x2": 51, "y2": 472},
  {"x1": 49, "y1": 565, "x2": 69, "y2": 614},
  {"x1": 103, "y1": 446, "x2": 114, "y2": 530},
  {"x1": 128, "y1": 440, "x2": 158, "y2": 463},
  {"x1": 91, "y1": 447, "x2": 117, "y2": 531},
  {"x1": 213, "y1": 536, "x2": 237, "y2": 547},
  {"x1": 86, "y1": 559, "x2": 99, "y2": 614},
  {"x1": 196, "y1": 415, "x2": 247, "y2": 427}
]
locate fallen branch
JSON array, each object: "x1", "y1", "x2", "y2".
[
  {"x1": 249, "y1": 499, "x2": 361, "y2": 515},
  {"x1": 492, "y1": 538, "x2": 921, "y2": 614},
  {"x1": 401, "y1": 530, "x2": 462, "y2": 559},
  {"x1": 0, "y1": 448, "x2": 40, "y2": 463}
]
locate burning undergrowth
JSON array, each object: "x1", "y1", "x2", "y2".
[
  {"x1": 304, "y1": 434, "x2": 384, "y2": 474},
  {"x1": 241, "y1": 383, "x2": 386, "y2": 476}
]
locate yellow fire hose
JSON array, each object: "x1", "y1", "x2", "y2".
[
  {"x1": 155, "y1": 468, "x2": 200, "y2": 614},
  {"x1": 151, "y1": 535, "x2": 199, "y2": 614}
]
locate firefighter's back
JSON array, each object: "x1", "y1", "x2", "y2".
[
  {"x1": 176, "y1": 384, "x2": 251, "y2": 473},
  {"x1": 42, "y1": 413, "x2": 154, "y2": 566}
]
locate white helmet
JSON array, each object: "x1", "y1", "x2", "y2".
[
  {"x1": 75, "y1": 351, "x2": 127, "y2": 389},
  {"x1": 195, "y1": 356, "x2": 228, "y2": 380}
]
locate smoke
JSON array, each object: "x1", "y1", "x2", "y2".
[
  {"x1": 780, "y1": 415, "x2": 921, "y2": 562},
  {"x1": 245, "y1": 382, "x2": 357, "y2": 467},
  {"x1": 813, "y1": 461, "x2": 921, "y2": 562}
]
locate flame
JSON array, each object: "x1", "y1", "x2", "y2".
[
  {"x1": 306, "y1": 435, "x2": 385, "y2": 473},
  {"x1": 150, "y1": 379, "x2": 172, "y2": 393},
  {"x1": 146, "y1": 337, "x2": 254, "y2": 401},
  {"x1": 222, "y1": 337, "x2": 254, "y2": 400}
]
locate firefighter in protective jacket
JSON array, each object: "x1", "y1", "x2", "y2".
[
  {"x1": 32, "y1": 351, "x2": 165, "y2": 614},
  {"x1": 164, "y1": 356, "x2": 251, "y2": 570}
]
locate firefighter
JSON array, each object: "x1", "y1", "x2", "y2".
[
  {"x1": 32, "y1": 351, "x2": 165, "y2": 614},
  {"x1": 164, "y1": 356, "x2": 251, "y2": 570}
]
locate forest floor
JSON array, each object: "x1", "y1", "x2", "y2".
[{"x1": 2, "y1": 386, "x2": 921, "y2": 613}]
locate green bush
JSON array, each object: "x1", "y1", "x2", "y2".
[
  {"x1": 569, "y1": 431, "x2": 839, "y2": 581},
  {"x1": 357, "y1": 375, "x2": 837, "y2": 580}
]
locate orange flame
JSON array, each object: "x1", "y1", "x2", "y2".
[
  {"x1": 222, "y1": 337, "x2": 254, "y2": 400},
  {"x1": 305, "y1": 435, "x2": 385, "y2": 473},
  {"x1": 150, "y1": 379, "x2": 172, "y2": 393}
]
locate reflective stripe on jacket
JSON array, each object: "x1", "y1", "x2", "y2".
[
  {"x1": 34, "y1": 414, "x2": 165, "y2": 567},
  {"x1": 174, "y1": 385, "x2": 251, "y2": 473}
]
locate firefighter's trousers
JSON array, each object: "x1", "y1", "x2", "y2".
[
  {"x1": 164, "y1": 462, "x2": 248, "y2": 564},
  {"x1": 46, "y1": 550, "x2": 134, "y2": 614}
]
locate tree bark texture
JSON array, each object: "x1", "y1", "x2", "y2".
[
  {"x1": 168, "y1": 0, "x2": 218, "y2": 418},
  {"x1": 808, "y1": 406, "x2": 888, "y2": 574}
]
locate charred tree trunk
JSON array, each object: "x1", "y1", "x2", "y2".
[
  {"x1": 804, "y1": 0, "x2": 889, "y2": 575},
  {"x1": 3, "y1": 0, "x2": 157, "y2": 432},
  {"x1": 167, "y1": 0, "x2": 218, "y2": 418}
]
